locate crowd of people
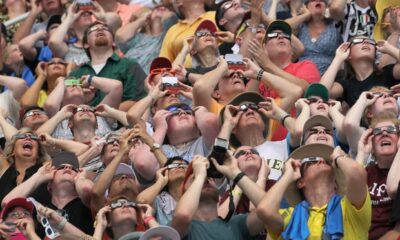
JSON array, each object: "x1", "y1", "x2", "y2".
[{"x1": 0, "y1": 0, "x2": 399, "y2": 239}]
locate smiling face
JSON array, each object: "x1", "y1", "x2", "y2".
[
  {"x1": 13, "y1": 134, "x2": 40, "y2": 160},
  {"x1": 372, "y1": 121, "x2": 399, "y2": 160}
]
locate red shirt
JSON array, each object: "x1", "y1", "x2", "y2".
[{"x1": 259, "y1": 60, "x2": 320, "y2": 141}]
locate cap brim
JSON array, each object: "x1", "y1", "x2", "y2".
[
  {"x1": 301, "y1": 115, "x2": 333, "y2": 144},
  {"x1": 0, "y1": 198, "x2": 34, "y2": 219},
  {"x1": 196, "y1": 20, "x2": 217, "y2": 34},
  {"x1": 149, "y1": 57, "x2": 172, "y2": 73},
  {"x1": 114, "y1": 163, "x2": 136, "y2": 178},
  {"x1": 304, "y1": 83, "x2": 329, "y2": 101},
  {"x1": 139, "y1": 226, "x2": 180, "y2": 240}
]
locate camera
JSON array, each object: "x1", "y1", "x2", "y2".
[
  {"x1": 161, "y1": 76, "x2": 183, "y2": 95},
  {"x1": 207, "y1": 138, "x2": 229, "y2": 178},
  {"x1": 75, "y1": 0, "x2": 94, "y2": 11},
  {"x1": 225, "y1": 54, "x2": 245, "y2": 71}
]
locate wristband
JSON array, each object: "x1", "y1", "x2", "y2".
[
  {"x1": 87, "y1": 75, "x2": 94, "y2": 86},
  {"x1": 256, "y1": 69, "x2": 264, "y2": 82},
  {"x1": 280, "y1": 114, "x2": 291, "y2": 125},
  {"x1": 334, "y1": 155, "x2": 345, "y2": 168},
  {"x1": 233, "y1": 172, "x2": 246, "y2": 186},
  {"x1": 185, "y1": 71, "x2": 191, "y2": 83},
  {"x1": 143, "y1": 216, "x2": 155, "y2": 226},
  {"x1": 56, "y1": 217, "x2": 67, "y2": 230}
]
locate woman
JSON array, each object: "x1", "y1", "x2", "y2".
[
  {"x1": 289, "y1": 0, "x2": 342, "y2": 75},
  {"x1": 0, "y1": 128, "x2": 48, "y2": 203}
]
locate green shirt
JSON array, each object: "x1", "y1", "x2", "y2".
[{"x1": 69, "y1": 53, "x2": 147, "y2": 106}]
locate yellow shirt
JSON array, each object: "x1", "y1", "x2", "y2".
[
  {"x1": 159, "y1": 11, "x2": 216, "y2": 68},
  {"x1": 270, "y1": 194, "x2": 371, "y2": 240},
  {"x1": 37, "y1": 90, "x2": 48, "y2": 108}
]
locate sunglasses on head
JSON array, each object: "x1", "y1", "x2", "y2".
[
  {"x1": 350, "y1": 38, "x2": 376, "y2": 46},
  {"x1": 12, "y1": 133, "x2": 40, "y2": 141},
  {"x1": 195, "y1": 31, "x2": 216, "y2": 38},
  {"x1": 56, "y1": 164, "x2": 78, "y2": 172},
  {"x1": 110, "y1": 199, "x2": 137, "y2": 210},
  {"x1": 166, "y1": 163, "x2": 188, "y2": 169},
  {"x1": 47, "y1": 60, "x2": 67, "y2": 66},
  {"x1": 238, "y1": 103, "x2": 259, "y2": 112},
  {"x1": 266, "y1": 32, "x2": 291, "y2": 40},
  {"x1": 73, "y1": 106, "x2": 94, "y2": 114},
  {"x1": 234, "y1": 148, "x2": 260, "y2": 158},
  {"x1": 24, "y1": 110, "x2": 47, "y2": 119},
  {"x1": 372, "y1": 125, "x2": 398, "y2": 136}
]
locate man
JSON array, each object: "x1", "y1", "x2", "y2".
[
  {"x1": 330, "y1": 0, "x2": 377, "y2": 41},
  {"x1": 257, "y1": 144, "x2": 370, "y2": 239},
  {"x1": 159, "y1": 0, "x2": 216, "y2": 67},
  {"x1": 171, "y1": 154, "x2": 266, "y2": 239},
  {"x1": 2, "y1": 151, "x2": 95, "y2": 235},
  {"x1": 68, "y1": 21, "x2": 147, "y2": 111},
  {"x1": 21, "y1": 106, "x2": 49, "y2": 131}
]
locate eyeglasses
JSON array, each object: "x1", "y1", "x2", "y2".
[
  {"x1": 6, "y1": 210, "x2": 31, "y2": 219},
  {"x1": 40, "y1": 215, "x2": 60, "y2": 239},
  {"x1": 56, "y1": 164, "x2": 79, "y2": 172},
  {"x1": 350, "y1": 38, "x2": 376, "y2": 46},
  {"x1": 65, "y1": 79, "x2": 82, "y2": 87},
  {"x1": 372, "y1": 92, "x2": 395, "y2": 98},
  {"x1": 150, "y1": 68, "x2": 174, "y2": 76},
  {"x1": 238, "y1": 103, "x2": 259, "y2": 112},
  {"x1": 12, "y1": 133, "x2": 40, "y2": 141},
  {"x1": 234, "y1": 148, "x2": 260, "y2": 158},
  {"x1": 195, "y1": 31, "x2": 216, "y2": 38},
  {"x1": 307, "y1": 97, "x2": 329, "y2": 104},
  {"x1": 300, "y1": 157, "x2": 326, "y2": 174},
  {"x1": 166, "y1": 105, "x2": 193, "y2": 115},
  {"x1": 47, "y1": 60, "x2": 67, "y2": 66},
  {"x1": 24, "y1": 110, "x2": 47, "y2": 119},
  {"x1": 266, "y1": 32, "x2": 291, "y2": 40},
  {"x1": 307, "y1": 127, "x2": 333, "y2": 136},
  {"x1": 110, "y1": 199, "x2": 137, "y2": 210},
  {"x1": 87, "y1": 25, "x2": 111, "y2": 35},
  {"x1": 228, "y1": 71, "x2": 245, "y2": 80},
  {"x1": 372, "y1": 125, "x2": 399, "y2": 136},
  {"x1": 106, "y1": 137, "x2": 119, "y2": 145},
  {"x1": 73, "y1": 106, "x2": 95, "y2": 114},
  {"x1": 166, "y1": 163, "x2": 188, "y2": 169}
]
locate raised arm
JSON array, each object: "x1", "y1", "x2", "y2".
[
  {"x1": 81, "y1": 75, "x2": 123, "y2": 109},
  {"x1": 18, "y1": 30, "x2": 47, "y2": 61},
  {"x1": 387, "y1": 139, "x2": 400, "y2": 199},
  {"x1": 291, "y1": 98, "x2": 311, "y2": 147},
  {"x1": 136, "y1": 168, "x2": 168, "y2": 204},
  {"x1": 286, "y1": 7, "x2": 311, "y2": 30},
  {"x1": 20, "y1": 63, "x2": 47, "y2": 107},
  {"x1": 43, "y1": 77, "x2": 65, "y2": 117},
  {"x1": 40, "y1": 133, "x2": 89, "y2": 156},
  {"x1": 0, "y1": 109, "x2": 18, "y2": 141},
  {"x1": 94, "y1": 104, "x2": 128, "y2": 126},
  {"x1": 193, "y1": 106, "x2": 219, "y2": 148},
  {"x1": 36, "y1": 104, "x2": 75, "y2": 135},
  {"x1": 328, "y1": 0, "x2": 347, "y2": 21},
  {"x1": 0, "y1": 75, "x2": 28, "y2": 101},
  {"x1": 115, "y1": 12, "x2": 150, "y2": 45},
  {"x1": 12, "y1": 0, "x2": 42, "y2": 44},
  {"x1": 378, "y1": 12, "x2": 400, "y2": 69},
  {"x1": 74, "y1": 169, "x2": 94, "y2": 207},
  {"x1": 328, "y1": 100, "x2": 347, "y2": 144}
]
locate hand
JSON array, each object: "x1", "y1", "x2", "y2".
[
  {"x1": 172, "y1": 64, "x2": 187, "y2": 82},
  {"x1": 74, "y1": 168, "x2": 88, "y2": 183},
  {"x1": 215, "y1": 31, "x2": 235, "y2": 43},
  {"x1": 155, "y1": 167, "x2": 169, "y2": 187},
  {"x1": 35, "y1": 205, "x2": 64, "y2": 227},
  {"x1": 132, "y1": 123, "x2": 153, "y2": 146},
  {"x1": 15, "y1": 218, "x2": 36, "y2": 237},
  {"x1": 359, "y1": 91, "x2": 378, "y2": 107},
  {"x1": 36, "y1": 161, "x2": 55, "y2": 182},
  {"x1": 299, "y1": 4, "x2": 311, "y2": 18},
  {"x1": 223, "y1": 105, "x2": 243, "y2": 129},
  {"x1": 330, "y1": 146, "x2": 347, "y2": 167},
  {"x1": 148, "y1": 79, "x2": 168, "y2": 101},
  {"x1": 35, "y1": 62, "x2": 47, "y2": 78},
  {"x1": 258, "y1": 97, "x2": 280, "y2": 119},
  {"x1": 0, "y1": 221, "x2": 13, "y2": 239},
  {"x1": 328, "y1": 100, "x2": 342, "y2": 115},
  {"x1": 248, "y1": 39, "x2": 269, "y2": 70},
  {"x1": 119, "y1": 128, "x2": 136, "y2": 152},
  {"x1": 55, "y1": 76, "x2": 65, "y2": 86},
  {"x1": 94, "y1": 104, "x2": 113, "y2": 118},
  {"x1": 36, "y1": 29, "x2": 48, "y2": 40},
  {"x1": 60, "y1": 104, "x2": 77, "y2": 119},
  {"x1": 376, "y1": 40, "x2": 393, "y2": 54},
  {"x1": 153, "y1": 109, "x2": 172, "y2": 131},
  {"x1": 177, "y1": 81, "x2": 193, "y2": 99},
  {"x1": 95, "y1": 206, "x2": 111, "y2": 230},
  {"x1": 242, "y1": 58, "x2": 261, "y2": 79},
  {"x1": 30, "y1": 0, "x2": 43, "y2": 16},
  {"x1": 357, "y1": 128, "x2": 373, "y2": 157},
  {"x1": 282, "y1": 158, "x2": 301, "y2": 182},
  {"x1": 210, "y1": 152, "x2": 240, "y2": 180},
  {"x1": 217, "y1": 56, "x2": 229, "y2": 75},
  {"x1": 90, "y1": 1, "x2": 107, "y2": 21},
  {"x1": 80, "y1": 75, "x2": 92, "y2": 88},
  {"x1": 39, "y1": 133, "x2": 55, "y2": 147},
  {"x1": 335, "y1": 42, "x2": 350, "y2": 62},
  {"x1": 294, "y1": 98, "x2": 310, "y2": 112},
  {"x1": 138, "y1": 204, "x2": 155, "y2": 218},
  {"x1": 66, "y1": 2, "x2": 84, "y2": 22},
  {"x1": 89, "y1": 136, "x2": 105, "y2": 156},
  {"x1": 181, "y1": 36, "x2": 194, "y2": 54},
  {"x1": 191, "y1": 155, "x2": 209, "y2": 179},
  {"x1": 258, "y1": 157, "x2": 270, "y2": 181},
  {"x1": 391, "y1": 84, "x2": 400, "y2": 98}
]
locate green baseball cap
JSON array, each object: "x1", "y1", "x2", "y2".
[{"x1": 304, "y1": 83, "x2": 329, "y2": 101}]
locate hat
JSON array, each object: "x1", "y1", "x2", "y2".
[
  {"x1": 46, "y1": 15, "x2": 62, "y2": 31},
  {"x1": 266, "y1": 20, "x2": 292, "y2": 36},
  {"x1": 195, "y1": 20, "x2": 217, "y2": 34},
  {"x1": 219, "y1": 92, "x2": 268, "y2": 148},
  {"x1": 139, "y1": 226, "x2": 180, "y2": 240},
  {"x1": 149, "y1": 57, "x2": 172, "y2": 73},
  {"x1": 118, "y1": 232, "x2": 144, "y2": 240},
  {"x1": 0, "y1": 198, "x2": 34, "y2": 219},
  {"x1": 373, "y1": 0, "x2": 399, "y2": 41},
  {"x1": 303, "y1": 83, "x2": 329, "y2": 101},
  {"x1": 114, "y1": 163, "x2": 136, "y2": 179},
  {"x1": 285, "y1": 144, "x2": 346, "y2": 206},
  {"x1": 301, "y1": 115, "x2": 333, "y2": 145},
  {"x1": 52, "y1": 151, "x2": 79, "y2": 170}
]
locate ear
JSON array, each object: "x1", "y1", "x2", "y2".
[
  {"x1": 68, "y1": 119, "x2": 73, "y2": 129},
  {"x1": 211, "y1": 89, "x2": 220, "y2": 101},
  {"x1": 175, "y1": 0, "x2": 183, "y2": 7},
  {"x1": 83, "y1": 43, "x2": 89, "y2": 49},
  {"x1": 297, "y1": 179, "x2": 305, "y2": 189},
  {"x1": 366, "y1": 109, "x2": 373, "y2": 119},
  {"x1": 219, "y1": 18, "x2": 227, "y2": 28}
]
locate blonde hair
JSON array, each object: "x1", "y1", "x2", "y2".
[
  {"x1": 3, "y1": 128, "x2": 49, "y2": 164},
  {"x1": 369, "y1": 111, "x2": 400, "y2": 129},
  {"x1": 363, "y1": 86, "x2": 392, "y2": 126}
]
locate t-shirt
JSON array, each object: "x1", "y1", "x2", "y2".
[
  {"x1": 154, "y1": 191, "x2": 177, "y2": 226},
  {"x1": 184, "y1": 214, "x2": 255, "y2": 240},
  {"x1": 269, "y1": 195, "x2": 371, "y2": 240},
  {"x1": 335, "y1": 64, "x2": 398, "y2": 107},
  {"x1": 259, "y1": 61, "x2": 320, "y2": 141},
  {"x1": 336, "y1": 1, "x2": 377, "y2": 42},
  {"x1": 366, "y1": 164, "x2": 393, "y2": 239},
  {"x1": 255, "y1": 139, "x2": 288, "y2": 181},
  {"x1": 162, "y1": 136, "x2": 211, "y2": 162}
]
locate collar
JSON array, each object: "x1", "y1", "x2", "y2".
[
  {"x1": 178, "y1": 12, "x2": 209, "y2": 24},
  {"x1": 82, "y1": 53, "x2": 120, "y2": 68}
]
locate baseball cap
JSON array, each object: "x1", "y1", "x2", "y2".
[
  {"x1": 0, "y1": 198, "x2": 34, "y2": 219},
  {"x1": 266, "y1": 20, "x2": 292, "y2": 36},
  {"x1": 149, "y1": 57, "x2": 172, "y2": 73},
  {"x1": 195, "y1": 20, "x2": 217, "y2": 34},
  {"x1": 139, "y1": 225, "x2": 180, "y2": 240},
  {"x1": 304, "y1": 83, "x2": 329, "y2": 101},
  {"x1": 114, "y1": 163, "x2": 136, "y2": 179},
  {"x1": 52, "y1": 151, "x2": 79, "y2": 170}
]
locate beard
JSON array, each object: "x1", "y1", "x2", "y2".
[{"x1": 94, "y1": 36, "x2": 109, "y2": 47}]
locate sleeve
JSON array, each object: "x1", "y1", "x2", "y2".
[
  {"x1": 382, "y1": 64, "x2": 397, "y2": 83},
  {"x1": 390, "y1": 183, "x2": 400, "y2": 224},
  {"x1": 267, "y1": 207, "x2": 294, "y2": 240},
  {"x1": 124, "y1": 60, "x2": 147, "y2": 101},
  {"x1": 342, "y1": 192, "x2": 372, "y2": 233},
  {"x1": 159, "y1": 27, "x2": 175, "y2": 62}
]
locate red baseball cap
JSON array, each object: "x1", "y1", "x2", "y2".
[
  {"x1": 149, "y1": 57, "x2": 172, "y2": 73},
  {"x1": 0, "y1": 198, "x2": 34, "y2": 219},
  {"x1": 195, "y1": 20, "x2": 217, "y2": 34}
]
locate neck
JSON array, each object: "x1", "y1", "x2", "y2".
[
  {"x1": 197, "y1": 49, "x2": 219, "y2": 67},
  {"x1": 51, "y1": 184, "x2": 78, "y2": 208},
  {"x1": 310, "y1": 15, "x2": 325, "y2": 24},
  {"x1": 168, "y1": 179, "x2": 184, "y2": 201},
  {"x1": 243, "y1": 169, "x2": 258, "y2": 182},
  {"x1": 271, "y1": 55, "x2": 291, "y2": 69},
  {"x1": 194, "y1": 201, "x2": 218, "y2": 222},
  {"x1": 112, "y1": 222, "x2": 136, "y2": 239},
  {"x1": 47, "y1": 75, "x2": 59, "y2": 92},
  {"x1": 351, "y1": 60, "x2": 374, "y2": 81},
  {"x1": 168, "y1": 131, "x2": 199, "y2": 146},
  {"x1": 14, "y1": 157, "x2": 36, "y2": 172},
  {"x1": 304, "y1": 177, "x2": 335, "y2": 207},
  {"x1": 96, "y1": 0, "x2": 118, "y2": 12},
  {"x1": 225, "y1": 18, "x2": 242, "y2": 33},
  {"x1": 7, "y1": 1, "x2": 27, "y2": 19},
  {"x1": 235, "y1": 128, "x2": 265, "y2": 146},
  {"x1": 90, "y1": 48, "x2": 114, "y2": 65},
  {"x1": 376, "y1": 155, "x2": 395, "y2": 169},
  {"x1": 73, "y1": 125, "x2": 96, "y2": 143},
  {"x1": 150, "y1": 18, "x2": 163, "y2": 35},
  {"x1": 9, "y1": 62, "x2": 24, "y2": 75},
  {"x1": 182, "y1": 3, "x2": 205, "y2": 23},
  {"x1": 355, "y1": 0, "x2": 369, "y2": 8}
]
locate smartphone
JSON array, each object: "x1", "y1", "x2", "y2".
[
  {"x1": 225, "y1": 54, "x2": 245, "y2": 70},
  {"x1": 75, "y1": 0, "x2": 94, "y2": 11},
  {"x1": 161, "y1": 76, "x2": 183, "y2": 94}
]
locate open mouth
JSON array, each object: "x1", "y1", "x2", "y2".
[
  {"x1": 316, "y1": 136, "x2": 328, "y2": 142},
  {"x1": 22, "y1": 142, "x2": 33, "y2": 150},
  {"x1": 317, "y1": 104, "x2": 326, "y2": 110},
  {"x1": 361, "y1": 46, "x2": 371, "y2": 50},
  {"x1": 380, "y1": 140, "x2": 392, "y2": 147}
]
